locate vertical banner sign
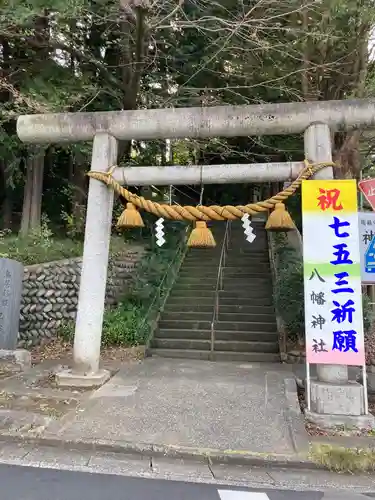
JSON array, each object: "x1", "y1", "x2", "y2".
[{"x1": 302, "y1": 180, "x2": 365, "y2": 366}]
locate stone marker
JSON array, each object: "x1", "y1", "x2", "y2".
[{"x1": 0, "y1": 258, "x2": 23, "y2": 350}]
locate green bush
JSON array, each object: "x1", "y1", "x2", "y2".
[
  {"x1": 0, "y1": 225, "x2": 126, "y2": 266},
  {"x1": 59, "y1": 303, "x2": 146, "y2": 347},
  {"x1": 275, "y1": 260, "x2": 304, "y2": 343},
  {"x1": 362, "y1": 293, "x2": 373, "y2": 335},
  {"x1": 101, "y1": 303, "x2": 146, "y2": 346}
]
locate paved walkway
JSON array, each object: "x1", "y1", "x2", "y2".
[{"x1": 46, "y1": 358, "x2": 307, "y2": 458}]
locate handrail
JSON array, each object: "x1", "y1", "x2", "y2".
[{"x1": 210, "y1": 220, "x2": 231, "y2": 359}]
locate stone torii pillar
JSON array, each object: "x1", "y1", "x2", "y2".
[
  {"x1": 58, "y1": 133, "x2": 118, "y2": 386},
  {"x1": 16, "y1": 99, "x2": 375, "y2": 392}
]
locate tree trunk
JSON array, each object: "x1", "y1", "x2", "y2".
[
  {"x1": 19, "y1": 148, "x2": 45, "y2": 237},
  {"x1": 69, "y1": 152, "x2": 88, "y2": 235},
  {"x1": 0, "y1": 159, "x2": 14, "y2": 230}
]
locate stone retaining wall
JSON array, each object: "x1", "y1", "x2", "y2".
[{"x1": 18, "y1": 245, "x2": 144, "y2": 348}]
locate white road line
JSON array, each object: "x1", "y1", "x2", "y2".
[{"x1": 217, "y1": 490, "x2": 270, "y2": 500}]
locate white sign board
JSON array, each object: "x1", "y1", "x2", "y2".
[
  {"x1": 359, "y1": 211, "x2": 375, "y2": 284},
  {"x1": 302, "y1": 180, "x2": 365, "y2": 366}
]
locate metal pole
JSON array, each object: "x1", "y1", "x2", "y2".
[
  {"x1": 363, "y1": 363, "x2": 369, "y2": 414},
  {"x1": 306, "y1": 362, "x2": 311, "y2": 411}
]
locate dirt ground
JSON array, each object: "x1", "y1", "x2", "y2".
[{"x1": 30, "y1": 338, "x2": 145, "y2": 365}]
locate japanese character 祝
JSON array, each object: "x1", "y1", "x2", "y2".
[
  {"x1": 330, "y1": 243, "x2": 353, "y2": 265},
  {"x1": 331, "y1": 299, "x2": 355, "y2": 324},
  {"x1": 317, "y1": 188, "x2": 343, "y2": 211},
  {"x1": 329, "y1": 216, "x2": 350, "y2": 238},
  {"x1": 332, "y1": 330, "x2": 358, "y2": 353}
]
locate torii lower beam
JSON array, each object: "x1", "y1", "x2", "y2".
[
  {"x1": 112, "y1": 162, "x2": 304, "y2": 186},
  {"x1": 16, "y1": 99, "x2": 375, "y2": 390}
]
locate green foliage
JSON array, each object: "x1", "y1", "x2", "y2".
[
  {"x1": 362, "y1": 293, "x2": 373, "y2": 335},
  {"x1": 0, "y1": 216, "x2": 126, "y2": 265},
  {"x1": 60, "y1": 302, "x2": 147, "y2": 347},
  {"x1": 60, "y1": 224, "x2": 187, "y2": 347},
  {"x1": 273, "y1": 237, "x2": 305, "y2": 342}
]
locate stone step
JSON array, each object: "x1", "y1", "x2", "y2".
[
  {"x1": 230, "y1": 244, "x2": 268, "y2": 250},
  {"x1": 179, "y1": 266, "x2": 219, "y2": 273},
  {"x1": 175, "y1": 277, "x2": 271, "y2": 287},
  {"x1": 226, "y1": 255, "x2": 269, "y2": 261},
  {"x1": 163, "y1": 304, "x2": 215, "y2": 313},
  {"x1": 215, "y1": 340, "x2": 278, "y2": 353},
  {"x1": 182, "y1": 260, "x2": 269, "y2": 269},
  {"x1": 185, "y1": 247, "x2": 268, "y2": 257},
  {"x1": 168, "y1": 290, "x2": 217, "y2": 299},
  {"x1": 219, "y1": 289, "x2": 271, "y2": 298},
  {"x1": 161, "y1": 312, "x2": 213, "y2": 322},
  {"x1": 176, "y1": 277, "x2": 219, "y2": 285},
  {"x1": 219, "y1": 296, "x2": 273, "y2": 306},
  {"x1": 223, "y1": 268, "x2": 270, "y2": 276},
  {"x1": 215, "y1": 330, "x2": 278, "y2": 342},
  {"x1": 167, "y1": 290, "x2": 273, "y2": 307},
  {"x1": 222, "y1": 278, "x2": 272, "y2": 286},
  {"x1": 158, "y1": 319, "x2": 276, "y2": 331},
  {"x1": 178, "y1": 268, "x2": 271, "y2": 277},
  {"x1": 151, "y1": 338, "x2": 279, "y2": 353},
  {"x1": 160, "y1": 311, "x2": 275, "y2": 324},
  {"x1": 149, "y1": 348, "x2": 210, "y2": 360},
  {"x1": 224, "y1": 257, "x2": 270, "y2": 265},
  {"x1": 154, "y1": 328, "x2": 278, "y2": 342},
  {"x1": 148, "y1": 349, "x2": 280, "y2": 363},
  {"x1": 218, "y1": 312, "x2": 276, "y2": 323},
  {"x1": 166, "y1": 296, "x2": 216, "y2": 305},
  {"x1": 216, "y1": 321, "x2": 277, "y2": 332},
  {"x1": 185, "y1": 251, "x2": 268, "y2": 260},
  {"x1": 220, "y1": 304, "x2": 274, "y2": 314},
  {"x1": 172, "y1": 283, "x2": 217, "y2": 291},
  {"x1": 169, "y1": 290, "x2": 271, "y2": 300},
  {"x1": 173, "y1": 282, "x2": 271, "y2": 291},
  {"x1": 151, "y1": 338, "x2": 211, "y2": 350},
  {"x1": 163, "y1": 303, "x2": 274, "y2": 314}
]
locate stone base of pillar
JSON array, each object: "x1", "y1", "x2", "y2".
[
  {"x1": 306, "y1": 379, "x2": 375, "y2": 430},
  {"x1": 305, "y1": 409, "x2": 375, "y2": 430},
  {"x1": 0, "y1": 349, "x2": 31, "y2": 372},
  {"x1": 55, "y1": 368, "x2": 110, "y2": 388}
]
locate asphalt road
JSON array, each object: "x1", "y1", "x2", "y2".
[{"x1": 0, "y1": 463, "x2": 371, "y2": 500}]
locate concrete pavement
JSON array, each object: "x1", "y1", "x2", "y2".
[{"x1": 42, "y1": 358, "x2": 307, "y2": 463}]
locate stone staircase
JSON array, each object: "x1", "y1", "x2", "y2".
[{"x1": 149, "y1": 220, "x2": 280, "y2": 362}]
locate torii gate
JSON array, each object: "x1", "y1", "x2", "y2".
[{"x1": 16, "y1": 99, "x2": 375, "y2": 420}]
